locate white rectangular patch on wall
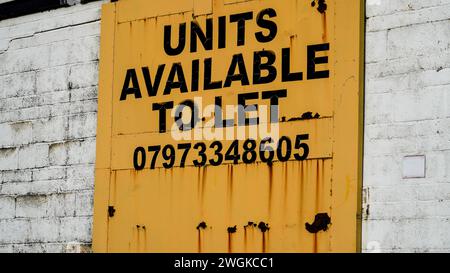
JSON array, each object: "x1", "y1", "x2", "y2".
[{"x1": 402, "y1": 155, "x2": 426, "y2": 179}]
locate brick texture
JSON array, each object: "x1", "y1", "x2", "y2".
[
  {"x1": 0, "y1": 1, "x2": 105, "y2": 253},
  {"x1": 363, "y1": 0, "x2": 450, "y2": 253}
]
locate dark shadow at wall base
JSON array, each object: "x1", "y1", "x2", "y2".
[{"x1": 0, "y1": 0, "x2": 101, "y2": 21}]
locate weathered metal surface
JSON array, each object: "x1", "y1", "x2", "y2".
[{"x1": 93, "y1": 0, "x2": 364, "y2": 253}]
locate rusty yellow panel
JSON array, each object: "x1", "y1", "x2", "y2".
[{"x1": 93, "y1": 0, "x2": 364, "y2": 253}]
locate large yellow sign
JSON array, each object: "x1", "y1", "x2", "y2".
[{"x1": 93, "y1": 0, "x2": 364, "y2": 253}]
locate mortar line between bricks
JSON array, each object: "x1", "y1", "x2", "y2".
[
  {"x1": 366, "y1": 3, "x2": 450, "y2": 18},
  {"x1": 0, "y1": 137, "x2": 97, "y2": 150},
  {"x1": 367, "y1": 17, "x2": 450, "y2": 32},
  {"x1": 0, "y1": 86, "x2": 99, "y2": 101},
  {"x1": 0, "y1": 100, "x2": 99, "y2": 115},
  {"x1": 0, "y1": 162, "x2": 95, "y2": 170},
  {"x1": 0, "y1": 109, "x2": 99, "y2": 122},
  {"x1": 0, "y1": 111, "x2": 99, "y2": 126},
  {"x1": 367, "y1": 54, "x2": 450, "y2": 65},
  {"x1": 0, "y1": 61, "x2": 100, "y2": 77}
]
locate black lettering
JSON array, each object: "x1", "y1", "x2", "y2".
[
  {"x1": 191, "y1": 59, "x2": 200, "y2": 92},
  {"x1": 142, "y1": 65, "x2": 165, "y2": 97},
  {"x1": 164, "y1": 63, "x2": 188, "y2": 95},
  {"x1": 162, "y1": 145, "x2": 176, "y2": 169},
  {"x1": 204, "y1": 58, "x2": 223, "y2": 90},
  {"x1": 133, "y1": 147, "x2": 146, "y2": 170},
  {"x1": 152, "y1": 101, "x2": 174, "y2": 133},
  {"x1": 224, "y1": 53, "x2": 250, "y2": 87},
  {"x1": 307, "y1": 43, "x2": 330, "y2": 79},
  {"x1": 230, "y1": 12, "x2": 253, "y2": 46},
  {"x1": 262, "y1": 89, "x2": 287, "y2": 123},
  {"x1": 120, "y1": 69, "x2": 142, "y2": 101},
  {"x1": 277, "y1": 136, "x2": 292, "y2": 162},
  {"x1": 255, "y1": 8, "x2": 277, "y2": 43},
  {"x1": 190, "y1": 19, "x2": 213, "y2": 52},
  {"x1": 253, "y1": 50, "x2": 277, "y2": 85},
  {"x1": 215, "y1": 96, "x2": 234, "y2": 128},
  {"x1": 164, "y1": 23, "x2": 186, "y2": 56},
  {"x1": 282, "y1": 47, "x2": 303, "y2": 82},
  {"x1": 238, "y1": 92, "x2": 259, "y2": 126},
  {"x1": 218, "y1": 16, "x2": 226, "y2": 49},
  {"x1": 174, "y1": 100, "x2": 199, "y2": 131},
  {"x1": 209, "y1": 141, "x2": 223, "y2": 166}
]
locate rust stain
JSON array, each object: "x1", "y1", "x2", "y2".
[
  {"x1": 202, "y1": 166, "x2": 207, "y2": 201},
  {"x1": 130, "y1": 169, "x2": 137, "y2": 179},
  {"x1": 197, "y1": 229, "x2": 202, "y2": 253},
  {"x1": 262, "y1": 233, "x2": 266, "y2": 253},
  {"x1": 227, "y1": 226, "x2": 236, "y2": 253},
  {"x1": 228, "y1": 233, "x2": 232, "y2": 253},
  {"x1": 316, "y1": 160, "x2": 320, "y2": 212},
  {"x1": 267, "y1": 162, "x2": 273, "y2": 217},
  {"x1": 227, "y1": 165, "x2": 234, "y2": 203},
  {"x1": 244, "y1": 226, "x2": 247, "y2": 252},
  {"x1": 310, "y1": 0, "x2": 327, "y2": 40},
  {"x1": 113, "y1": 170, "x2": 117, "y2": 203},
  {"x1": 108, "y1": 206, "x2": 116, "y2": 217},
  {"x1": 311, "y1": 0, "x2": 327, "y2": 13},
  {"x1": 136, "y1": 225, "x2": 141, "y2": 253},
  {"x1": 268, "y1": 164, "x2": 273, "y2": 216},
  {"x1": 143, "y1": 226, "x2": 147, "y2": 252},
  {"x1": 298, "y1": 161, "x2": 304, "y2": 239},
  {"x1": 283, "y1": 162, "x2": 288, "y2": 212},
  {"x1": 197, "y1": 221, "x2": 207, "y2": 253},
  {"x1": 288, "y1": 112, "x2": 320, "y2": 122},
  {"x1": 197, "y1": 167, "x2": 201, "y2": 202},
  {"x1": 258, "y1": 221, "x2": 270, "y2": 253},
  {"x1": 305, "y1": 213, "x2": 331, "y2": 233},
  {"x1": 313, "y1": 234, "x2": 317, "y2": 253},
  {"x1": 244, "y1": 222, "x2": 257, "y2": 252}
]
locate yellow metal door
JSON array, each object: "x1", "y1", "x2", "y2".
[{"x1": 93, "y1": 0, "x2": 364, "y2": 253}]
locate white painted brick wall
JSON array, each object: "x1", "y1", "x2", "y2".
[
  {"x1": 364, "y1": 0, "x2": 450, "y2": 253},
  {"x1": 1, "y1": 0, "x2": 449, "y2": 253},
  {"x1": 0, "y1": 1, "x2": 105, "y2": 253}
]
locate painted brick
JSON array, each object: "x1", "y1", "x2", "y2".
[
  {"x1": 15, "y1": 195, "x2": 48, "y2": 218},
  {"x1": 18, "y1": 144, "x2": 49, "y2": 169},
  {"x1": 48, "y1": 142, "x2": 69, "y2": 166},
  {"x1": 364, "y1": 0, "x2": 450, "y2": 253},
  {"x1": 0, "y1": 196, "x2": 15, "y2": 219},
  {"x1": 60, "y1": 216, "x2": 92, "y2": 243},
  {"x1": 32, "y1": 117, "x2": 68, "y2": 143},
  {"x1": 67, "y1": 138, "x2": 96, "y2": 165},
  {"x1": 68, "y1": 113, "x2": 97, "y2": 139},
  {"x1": 0, "y1": 121, "x2": 32, "y2": 148},
  {"x1": 36, "y1": 66, "x2": 69, "y2": 94},
  {"x1": 0, "y1": 148, "x2": 19, "y2": 171}
]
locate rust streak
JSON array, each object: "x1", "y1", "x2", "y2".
[
  {"x1": 143, "y1": 226, "x2": 147, "y2": 252},
  {"x1": 322, "y1": 13, "x2": 327, "y2": 41},
  {"x1": 268, "y1": 164, "x2": 273, "y2": 216},
  {"x1": 316, "y1": 160, "x2": 320, "y2": 212},
  {"x1": 313, "y1": 233, "x2": 318, "y2": 253},
  {"x1": 198, "y1": 229, "x2": 202, "y2": 253},
  {"x1": 262, "y1": 233, "x2": 266, "y2": 253},
  {"x1": 197, "y1": 167, "x2": 201, "y2": 202},
  {"x1": 136, "y1": 225, "x2": 140, "y2": 253},
  {"x1": 299, "y1": 161, "x2": 304, "y2": 220},
  {"x1": 244, "y1": 226, "x2": 248, "y2": 252},
  {"x1": 228, "y1": 233, "x2": 232, "y2": 253},
  {"x1": 201, "y1": 166, "x2": 207, "y2": 207},
  {"x1": 283, "y1": 162, "x2": 288, "y2": 212}
]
